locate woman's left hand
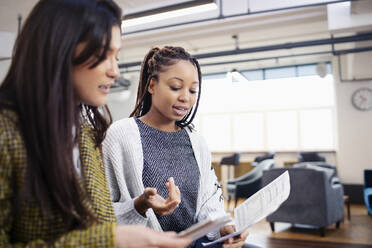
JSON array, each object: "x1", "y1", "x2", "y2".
[{"x1": 220, "y1": 225, "x2": 249, "y2": 248}]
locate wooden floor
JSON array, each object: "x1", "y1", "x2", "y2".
[
  {"x1": 247, "y1": 238, "x2": 372, "y2": 248},
  {"x1": 226, "y1": 201, "x2": 372, "y2": 248}
]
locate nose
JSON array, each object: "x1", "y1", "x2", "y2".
[
  {"x1": 178, "y1": 89, "x2": 189, "y2": 102},
  {"x1": 107, "y1": 58, "x2": 119, "y2": 79}
]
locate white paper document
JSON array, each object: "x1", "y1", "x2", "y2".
[
  {"x1": 202, "y1": 171, "x2": 290, "y2": 247},
  {"x1": 177, "y1": 214, "x2": 232, "y2": 241}
]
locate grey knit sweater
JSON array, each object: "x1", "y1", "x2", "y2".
[{"x1": 135, "y1": 118, "x2": 200, "y2": 232}]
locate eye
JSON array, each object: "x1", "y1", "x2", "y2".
[
  {"x1": 115, "y1": 56, "x2": 119, "y2": 61},
  {"x1": 190, "y1": 89, "x2": 198, "y2": 94},
  {"x1": 170, "y1": 86, "x2": 180, "y2": 91}
]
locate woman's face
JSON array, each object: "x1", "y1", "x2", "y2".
[
  {"x1": 148, "y1": 59, "x2": 199, "y2": 123},
  {"x1": 72, "y1": 25, "x2": 121, "y2": 107}
]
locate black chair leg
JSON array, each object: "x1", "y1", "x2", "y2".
[
  {"x1": 269, "y1": 222, "x2": 275, "y2": 232},
  {"x1": 319, "y1": 227, "x2": 325, "y2": 237},
  {"x1": 336, "y1": 221, "x2": 340, "y2": 229}
]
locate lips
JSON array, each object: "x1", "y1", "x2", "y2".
[
  {"x1": 173, "y1": 106, "x2": 188, "y2": 116},
  {"x1": 98, "y1": 84, "x2": 113, "y2": 94}
]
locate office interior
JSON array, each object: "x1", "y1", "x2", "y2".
[{"x1": 1, "y1": 0, "x2": 372, "y2": 246}]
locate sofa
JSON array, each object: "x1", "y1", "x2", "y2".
[{"x1": 262, "y1": 166, "x2": 345, "y2": 236}]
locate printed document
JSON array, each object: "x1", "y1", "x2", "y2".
[
  {"x1": 177, "y1": 214, "x2": 232, "y2": 241},
  {"x1": 202, "y1": 171, "x2": 290, "y2": 246}
]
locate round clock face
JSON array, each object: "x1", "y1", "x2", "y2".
[{"x1": 351, "y1": 87, "x2": 372, "y2": 111}]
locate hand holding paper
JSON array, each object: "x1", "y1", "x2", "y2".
[
  {"x1": 177, "y1": 214, "x2": 232, "y2": 241},
  {"x1": 219, "y1": 225, "x2": 249, "y2": 248},
  {"x1": 176, "y1": 171, "x2": 290, "y2": 247},
  {"x1": 202, "y1": 171, "x2": 290, "y2": 247}
]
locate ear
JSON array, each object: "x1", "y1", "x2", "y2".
[{"x1": 147, "y1": 77, "x2": 156, "y2": 95}]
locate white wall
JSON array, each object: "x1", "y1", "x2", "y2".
[
  {"x1": 0, "y1": 31, "x2": 15, "y2": 83},
  {"x1": 333, "y1": 57, "x2": 372, "y2": 184},
  {"x1": 0, "y1": 60, "x2": 11, "y2": 83},
  {"x1": 0, "y1": 31, "x2": 15, "y2": 57},
  {"x1": 107, "y1": 75, "x2": 139, "y2": 121}
]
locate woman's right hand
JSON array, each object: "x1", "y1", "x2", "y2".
[
  {"x1": 134, "y1": 177, "x2": 181, "y2": 216},
  {"x1": 115, "y1": 225, "x2": 191, "y2": 248}
]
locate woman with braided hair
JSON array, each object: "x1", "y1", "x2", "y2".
[{"x1": 103, "y1": 46, "x2": 249, "y2": 247}]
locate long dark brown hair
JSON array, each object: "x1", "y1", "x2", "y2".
[
  {"x1": 130, "y1": 46, "x2": 202, "y2": 128},
  {"x1": 0, "y1": 0, "x2": 121, "y2": 231}
]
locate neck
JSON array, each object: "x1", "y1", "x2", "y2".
[{"x1": 140, "y1": 110, "x2": 180, "y2": 132}]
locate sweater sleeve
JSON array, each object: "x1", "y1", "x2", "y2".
[
  {"x1": 195, "y1": 135, "x2": 227, "y2": 240},
  {"x1": 1, "y1": 224, "x2": 116, "y2": 247},
  {"x1": 0, "y1": 131, "x2": 116, "y2": 247},
  {"x1": 102, "y1": 123, "x2": 149, "y2": 226}
]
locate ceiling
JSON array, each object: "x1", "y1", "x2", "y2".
[
  {"x1": 1, "y1": 0, "x2": 372, "y2": 76},
  {"x1": 0, "y1": 0, "x2": 190, "y2": 33}
]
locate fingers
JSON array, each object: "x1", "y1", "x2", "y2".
[
  {"x1": 163, "y1": 178, "x2": 181, "y2": 215},
  {"x1": 222, "y1": 240, "x2": 246, "y2": 248},
  {"x1": 116, "y1": 225, "x2": 190, "y2": 248},
  {"x1": 240, "y1": 230, "x2": 249, "y2": 240},
  {"x1": 134, "y1": 190, "x2": 158, "y2": 215},
  {"x1": 223, "y1": 237, "x2": 245, "y2": 247},
  {"x1": 166, "y1": 177, "x2": 180, "y2": 202},
  {"x1": 153, "y1": 231, "x2": 191, "y2": 248},
  {"x1": 220, "y1": 225, "x2": 248, "y2": 248},
  {"x1": 162, "y1": 231, "x2": 178, "y2": 237},
  {"x1": 145, "y1": 178, "x2": 181, "y2": 216},
  {"x1": 156, "y1": 200, "x2": 179, "y2": 216},
  {"x1": 165, "y1": 177, "x2": 181, "y2": 209},
  {"x1": 143, "y1": 188, "x2": 164, "y2": 212},
  {"x1": 144, "y1": 187, "x2": 157, "y2": 198},
  {"x1": 221, "y1": 229, "x2": 249, "y2": 248},
  {"x1": 220, "y1": 225, "x2": 236, "y2": 236},
  {"x1": 145, "y1": 192, "x2": 177, "y2": 216}
]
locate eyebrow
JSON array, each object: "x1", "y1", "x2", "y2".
[{"x1": 167, "y1": 77, "x2": 199, "y2": 84}]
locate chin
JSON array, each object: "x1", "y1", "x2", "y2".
[
  {"x1": 83, "y1": 99, "x2": 107, "y2": 107},
  {"x1": 174, "y1": 116, "x2": 186, "y2": 122}
]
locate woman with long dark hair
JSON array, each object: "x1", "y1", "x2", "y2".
[
  {"x1": 103, "y1": 46, "x2": 249, "y2": 247},
  {"x1": 0, "y1": 1, "x2": 190, "y2": 247}
]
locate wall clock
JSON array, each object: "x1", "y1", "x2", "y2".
[{"x1": 351, "y1": 87, "x2": 372, "y2": 111}]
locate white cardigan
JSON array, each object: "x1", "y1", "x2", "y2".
[{"x1": 102, "y1": 118, "x2": 226, "y2": 240}]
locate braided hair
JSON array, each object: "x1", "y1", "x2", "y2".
[{"x1": 130, "y1": 46, "x2": 202, "y2": 128}]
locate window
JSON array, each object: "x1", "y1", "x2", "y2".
[
  {"x1": 267, "y1": 111, "x2": 298, "y2": 150},
  {"x1": 232, "y1": 113, "x2": 265, "y2": 150},
  {"x1": 201, "y1": 114, "x2": 231, "y2": 151},
  {"x1": 300, "y1": 109, "x2": 335, "y2": 149},
  {"x1": 196, "y1": 63, "x2": 335, "y2": 152},
  {"x1": 265, "y1": 66, "x2": 296, "y2": 79}
]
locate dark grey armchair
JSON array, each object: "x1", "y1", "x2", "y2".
[
  {"x1": 251, "y1": 152, "x2": 275, "y2": 166},
  {"x1": 262, "y1": 167, "x2": 344, "y2": 237},
  {"x1": 297, "y1": 152, "x2": 326, "y2": 163},
  {"x1": 293, "y1": 162, "x2": 338, "y2": 178},
  {"x1": 227, "y1": 159, "x2": 275, "y2": 208}
]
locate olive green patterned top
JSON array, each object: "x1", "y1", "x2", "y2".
[{"x1": 0, "y1": 108, "x2": 117, "y2": 247}]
